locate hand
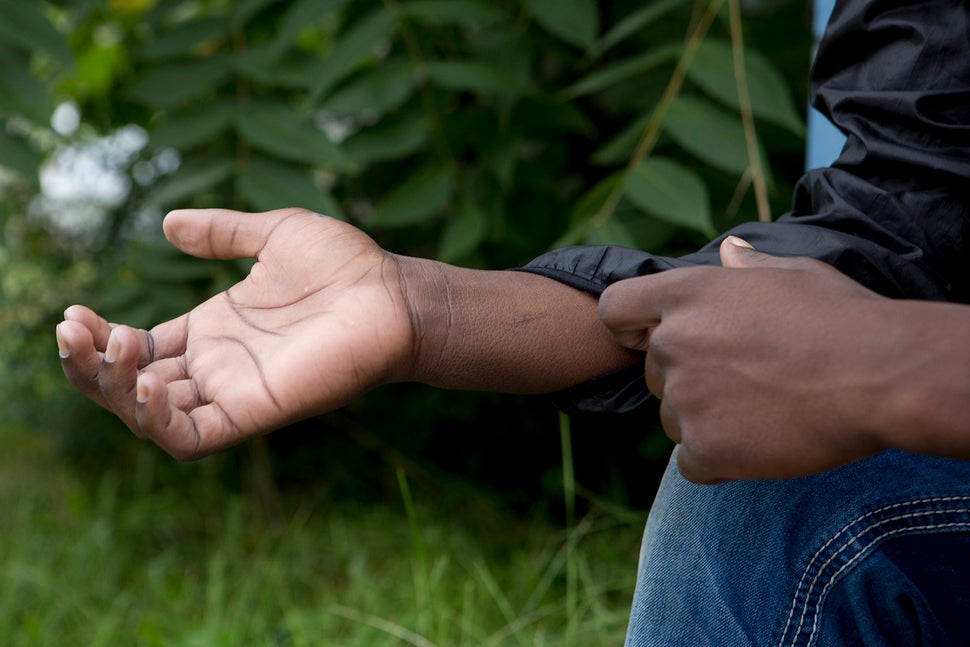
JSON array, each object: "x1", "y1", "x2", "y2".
[
  {"x1": 57, "y1": 208, "x2": 416, "y2": 460},
  {"x1": 598, "y1": 236, "x2": 894, "y2": 483}
]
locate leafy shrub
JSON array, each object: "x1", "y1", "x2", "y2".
[{"x1": 0, "y1": 0, "x2": 810, "y2": 502}]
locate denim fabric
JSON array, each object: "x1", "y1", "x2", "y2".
[{"x1": 625, "y1": 449, "x2": 970, "y2": 646}]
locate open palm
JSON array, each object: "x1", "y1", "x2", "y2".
[{"x1": 57, "y1": 208, "x2": 415, "y2": 459}]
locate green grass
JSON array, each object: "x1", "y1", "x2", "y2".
[{"x1": 0, "y1": 423, "x2": 646, "y2": 646}]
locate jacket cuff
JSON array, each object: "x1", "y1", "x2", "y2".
[
  {"x1": 515, "y1": 245, "x2": 692, "y2": 295},
  {"x1": 515, "y1": 245, "x2": 687, "y2": 416},
  {"x1": 549, "y1": 363, "x2": 654, "y2": 417}
]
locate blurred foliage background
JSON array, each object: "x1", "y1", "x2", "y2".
[{"x1": 0, "y1": 0, "x2": 811, "y2": 643}]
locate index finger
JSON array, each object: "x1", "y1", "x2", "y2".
[{"x1": 597, "y1": 270, "x2": 697, "y2": 350}]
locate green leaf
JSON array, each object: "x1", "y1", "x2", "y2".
[
  {"x1": 344, "y1": 109, "x2": 429, "y2": 164},
  {"x1": 236, "y1": 156, "x2": 344, "y2": 219},
  {"x1": 126, "y1": 240, "x2": 219, "y2": 283},
  {"x1": 591, "y1": 112, "x2": 650, "y2": 165},
  {"x1": 425, "y1": 61, "x2": 522, "y2": 96},
  {"x1": 368, "y1": 165, "x2": 453, "y2": 228},
  {"x1": 663, "y1": 96, "x2": 751, "y2": 175},
  {"x1": 150, "y1": 99, "x2": 235, "y2": 150},
  {"x1": 571, "y1": 175, "x2": 621, "y2": 225},
  {"x1": 137, "y1": 17, "x2": 228, "y2": 61},
  {"x1": 0, "y1": 0, "x2": 72, "y2": 65},
  {"x1": 549, "y1": 175, "x2": 621, "y2": 248},
  {"x1": 0, "y1": 122, "x2": 40, "y2": 182},
  {"x1": 565, "y1": 44, "x2": 679, "y2": 98},
  {"x1": 512, "y1": 95, "x2": 596, "y2": 137},
  {"x1": 595, "y1": 0, "x2": 687, "y2": 55},
  {"x1": 483, "y1": 139, "x2": 516, "y2": 189},
  {"x1": 322, "y1": 59, "x2": 416, "y2": 117},
  {"x1": 438, "y1": 202, "x2": 488, "y2": 262},
  {"x1": 96, "y1": 280, "x2": 154, "y2": 321},
  {"x1": 234, "y1": 46, "x2": 323, "y2": 89},
  {"x1": 688, "y1": 39, "x2": 805, "y2": 135},
  {"x1": 269, "y1": 0, "x2": 350, "y2": 60},
  {"x1": 485, "y1": 30, "x2": 532, "y2": 89},
  {"x1": 587, "y1": 218, "x2": 639, "y2": 248},
  {"x1": 524, "y1": 0, "x2": 599, "y2": 50},
  {"x1": 0, "y1": 46, "x2": 51, "y2": 123},
  {"x1": 102, "y1": 286, "x2": 190, "y2": 330},
  {"x1": 402, "y1": 0, "x2": 505, "y2": 25},
  {"x1": 237, "y1": 0, "x2": 283, "y2": 24},
  {"x1": 310, "y1": 9, "x2": 397, "y2": 101},
  {"x1": 624, "y1": 157, "x2": 713, "y2": 236},
  {"x1": 69, "y1": 41, "x2": 126, "y2": 101},
  {"x1": 142, "y1": 156, "x2": 235, "y2": 208},
  {"x1": 236, "y1": 101, "x2": 349, "y2": 170},
  {"x1": 128, "y1": 55, "x2": 233, "y2": 110}
]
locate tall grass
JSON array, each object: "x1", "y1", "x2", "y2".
[{"x1": 0, "y1": 422, "x2": 645, "y2": 646}]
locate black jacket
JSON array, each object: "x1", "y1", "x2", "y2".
[{"x1": 518, "y1": 0, "x2": 970, "y2": 416}]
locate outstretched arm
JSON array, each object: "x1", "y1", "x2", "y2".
[{"x1": 56, "y1": 208, "x2": 638, "y2": 460}]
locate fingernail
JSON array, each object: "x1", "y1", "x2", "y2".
[
  {"x1": 726, "y1": 235, "x2": 755, "y2": 250},
  {"x1": 104, "y1": 331, "x2": 120, "y2": 364},
  {"x1": 55, "y1": 324, "x2": 70, "y2": 359},
  {"x1": 136, "y1": 374, "x2": 149, "y2": 404}
]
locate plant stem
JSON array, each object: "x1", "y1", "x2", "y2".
[
  {"x1": 728, "y1": 0, "x2": 771, "y2": 221},
  {"x1": 587, "y1": 0, "x2": 725, "y2": 238},
  {"x1": 560, "y1": 412, "x2": 577, "y2": 646},
  {"x1": 382, "y1": 0, "x2": 460, "y2": 178}
]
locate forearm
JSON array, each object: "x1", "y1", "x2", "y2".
[
  {"x1": 394, "y1": 255, "x2": 640, "y2": 393},
  {"x1": 876, "y1": 301, "x2": 970, "y2": 458}
]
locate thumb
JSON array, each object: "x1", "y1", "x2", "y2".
[
  {"x1": 719, "y1": 235, "x2": 801, "y2": 270},
  {"x1": 162, "y1": 208, "x2": 301, "y2": 260}
]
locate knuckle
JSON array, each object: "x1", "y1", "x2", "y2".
[
  {"x1": 678, "y1": 427, "x2": 720, "y2": 473},
  {"x1": 646, "y1": 327, "x2": 678, "y2": 363},
  {"x1": 596, "y1": 288, "x2": 617, "y2": 323}
]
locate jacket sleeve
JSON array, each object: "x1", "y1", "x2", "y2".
[{"x1": 518, "y1": 0, "x2": 970, "y2": 416}]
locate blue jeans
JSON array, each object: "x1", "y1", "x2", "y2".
[{"x1": 625, "y1": 448, "x2": 970, "y2": 646}]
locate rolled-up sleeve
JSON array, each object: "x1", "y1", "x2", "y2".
[{"x1": 519, "y1": 0, "x2": 970, "y2": 415}]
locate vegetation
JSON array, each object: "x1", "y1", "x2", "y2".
[
  {"x1": 0, "y1": 0, "x2": 811, "y2": 643},
  {"x1": 0, "y1": 421, "x2": 646, "y2": 646}
]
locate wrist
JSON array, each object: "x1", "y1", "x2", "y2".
[
  {"x1": 872, "y1": 300, "x2": 970, "y2": 457},
  {"x1": 831, "y1": 298, "x2": 907, "y2": 456},
  {"x1": 390, "y1": 254, "x2": 453, "y2": 385}
]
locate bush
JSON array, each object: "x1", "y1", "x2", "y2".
[{"x1": 0, "y1": 0, "x2": 810, "y2": 503}]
